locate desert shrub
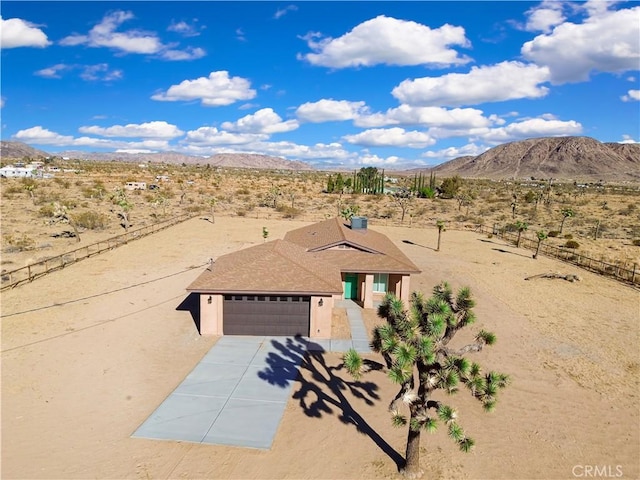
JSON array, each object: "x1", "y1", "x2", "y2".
[
  {"x1": 524, "y1": 190, "x2": 537, "y2": 203},
  {"x1": 38, "y1": 204, "x2": 56, "y2": 218},
  {"x1": 279, "y1": 206, "x2": 301, "y2": 219},
  {"x1": 53, "y1": 177, "x2": 71, "y2": 189},
  {"x1": 564, "y1": 234, "x2": 573, "y2": 240},
  {"x1": 236, "y1": 210, "x2": 246, "y2": 217},
  {"x1": 565, "y1": 240, "x2": 580, "y2": 249},
  {"x1": 632, "y1": 239, "x2": 640, "y2": 247},
  {"x1": 236, "y1": 187, "x2": 250, "y2": 195},
  {"x1": 184, "y1": 205, "x2": 204, "y2": 214},
  {"x1": 72, "y1": 211, "x2": 109, "y2": 230},
  {"x1": 548, "y1": 230, "x2": 560, "y2": 237},
  {"x1": 4, "y1": 185, "x2": 23, "y2": 195},
  {"x1": 4, "y1": 233, "x2": 35, "y2": 252}
]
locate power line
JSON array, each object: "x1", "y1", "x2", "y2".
[{"x1": 1, "y1": 262, "x2": 207, "y2": 319}]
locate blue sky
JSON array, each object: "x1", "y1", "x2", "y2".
[{"x1": 1, "y1": 1, "x2": 639, "y2": 169}]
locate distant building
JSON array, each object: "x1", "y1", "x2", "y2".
[
  {"x1": 0, "y1": 165, "x2": 36, "y2": 178},
  {"x1": 125, "y1": 181, "x2": 147, "y2": 191}
]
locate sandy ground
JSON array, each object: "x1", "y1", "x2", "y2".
[{"x1": 2, "y1": 216, "x2": 638, "y2": 480}]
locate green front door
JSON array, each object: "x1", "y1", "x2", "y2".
[{"x1": 344, "y1": 273, "x2": 358, "y2": 299}]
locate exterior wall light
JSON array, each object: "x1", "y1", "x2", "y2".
[
  {"x1": 318, "y1": 298, "x2": 324, "y2": 307},
  {"x1": 207, "y1": 295, "x2": 212, "y2": 304}
]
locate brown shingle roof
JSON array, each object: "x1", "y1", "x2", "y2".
[
  {"x1": 187, "y1": 239, "x2": 343, "y2": 295},
  {"x1": 285, "y1": 217, "x2": 420, "y2": 273},
  {"x1": 187, "y1": 217, "x2": 420, "y2": 294}
]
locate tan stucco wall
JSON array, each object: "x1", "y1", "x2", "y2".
[
  {"x1": 362, "y1": 273, "x2": 374, "y2": 309},
  {"x1": 310, "y1": 295, "x2": 333, "y2": 338},
  {"x1": 400, "y1": 275, "x2": 411, "y2": 303},
  {"x1": 199, "y1": 293, "x2": 223, "y2": 335}
]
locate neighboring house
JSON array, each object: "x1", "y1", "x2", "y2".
[
  {"x1": 0, "y1": 165, "x2": 36, "y2": 178},
  {"x1": 187, "y1": 216, "x2": 421, "y2": 338},
  {"x1": 125, "y1": 181, "x2": 147, "y2": 190}
]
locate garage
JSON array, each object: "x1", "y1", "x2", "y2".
[{"x1": 223, "y1": 295, "x2": 311, "y2": 336}]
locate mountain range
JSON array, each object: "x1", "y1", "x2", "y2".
[{"x1": 1, "y1": 136, "x2": 638, "y2": 181}]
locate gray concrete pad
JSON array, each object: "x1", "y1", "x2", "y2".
[
  {"x1": 133, "y1": 394, "x2": 227, "y2": 443},
  {"x1": 233, "y1": 365, "x2": 299, "y2": 402},
  {"x1": 330, "y1": 339, "x2": 354, "y2": 352},
  {"x1": 174, "y1": 363, "x2": 247, "y2": 397},
  {"x1": 132, "y1": 336, "x2": 304, "y2": 450},
  {"x1": 202, "y1": 398, "x2": 288, "y2": 449}
]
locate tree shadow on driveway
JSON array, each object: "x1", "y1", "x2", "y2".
[{"x1": 258, "y1": 336, "x2": 405, "y2": 471}]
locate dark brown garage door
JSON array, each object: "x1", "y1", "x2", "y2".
[{"x1": 223, "y1": 295, "x2": 310, "y2": 336}]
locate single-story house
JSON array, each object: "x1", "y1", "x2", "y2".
[
  {"x1": 0, "y1": 165, "x2": 36, "y2": 178},
  {"x1": 187, "y1": 216, "x2": 421, "y2": 338}
]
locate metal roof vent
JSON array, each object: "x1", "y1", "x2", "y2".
[{"x1": 350, "y1": 216, "x2": 368, "y2": 230}]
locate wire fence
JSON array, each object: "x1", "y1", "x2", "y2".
[
  {"x1": 3, "y1": 210, "x2": 637, "y2": 290},
  {"x1": 474, "y1": 224, "x2": 638, "y2": 286},
  {"x1": 1, "y1": 213, "x2": 198, "y2": 291}
]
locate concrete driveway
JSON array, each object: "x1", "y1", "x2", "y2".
[
  {"x1": 132, "y1": 336, "x2": 304, "y2": 449},
  {"x1": 132, "y1": 303, "x2": 372, "y2": 449}
]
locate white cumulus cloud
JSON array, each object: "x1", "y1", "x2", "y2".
[
  {"x1": 523, "y1": 1, "x2": 566, "y2": 33},
  {"x1": 296, "y1": 99, "x2": 369, "y2": 122},
  {"x1": 167, "y1": 19, "x2": 202, "y2": 37},
  {"x1": 221, "y1": 108, "x2": 299, "y2": 134},
  {"x1": 299, "y1": 15, "x2": 471, "y2": 68},
  {"x1": 35, "y1": 64, "x2": 70, "y2": 78},
  {"x1": 421, "y1": 143, "x2": 489, "y2": 161},
  {"x1": 354, "y1": 104, "x2": 496, "y2": 129},
  {"x1": 14, "y1": 126, "x2": 73, "y2": 144},
  {"x1": 621, "y1": 89, "x2": 640, "y2": 102},
  {"x1": 477, "y1": 117, "x2": 583, "y2": 144},
  {"x1": 78, "y1": 121, "x2": 184, "y2": 139},
  {"x1": 60, "y1": 10, "x2": 205, "y2": 60},
  {"x1": 151, "y1": 71, "x2": 256, "y2": 106},
  {"x1": 1, "y1": 16, "x2": 51, "y2": 48},
  {"x1": 522, "y1": 5, "x2": 640, "y2": 84},
  {"x1": 184, "y1": 127, "x2": 267, "y2": 145},
  {"x1": 392, "y1": 61, "x2": 550, "y2": 107},
  {"x1": 343, "y1": 127, "x2": 435, "y2": 148}
]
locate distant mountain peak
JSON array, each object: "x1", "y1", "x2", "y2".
[{"x1": 431, "y1": 136, "x2": 639, "y2": 181}]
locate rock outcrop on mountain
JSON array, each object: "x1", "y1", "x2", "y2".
[{"x1": 432, "y1": 136, "x2": 640, "y2": 181}]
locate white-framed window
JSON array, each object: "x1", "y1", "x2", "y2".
[{"x1": 373, "y1": 273, "x2": 388, "y2": 293}]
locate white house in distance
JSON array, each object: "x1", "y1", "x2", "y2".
[
  {"x1": 125, "y1": 182, "x2": 147, "y2": 190},
  {"x1": 0, "y1": 164, "x2": 39, "y2": 178}
]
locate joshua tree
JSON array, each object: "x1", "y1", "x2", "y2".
[
  {"x1": 514, "y1": 221, "x2": 528, "y2": 248},
  {"x1": 23, "y1": 183, "x2": 36, "y2": 204},
  {"x1": 436, "y1": 220, "x2": 446, "y2": 251},
  {"x1": 510, "y1": 194, "x2": 518, "y2": 219},
  {"x1": 391, "y1": 189, "x2": 414, "y2": 223},
  {"x1": 559, "y1": 208, "x2": 575, "y2": 233},
  {"x1": 111, "y1": 188, "x2": 133, "y2": 231},
  {"x1": 208, "y1": 197, "x2": 216, "y2": 224},
  {"x1": 533, "y1": 230, "x2": 548, "y2": 259},
  {"x1": 340, "y1": 205, "x2": 360, "y2": 221},
  {"x1": 344, "y1": 283, "x2": 509, "y2": 477}
]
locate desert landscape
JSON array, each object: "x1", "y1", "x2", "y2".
[
  {"x1": 1, "y1": 140, "x2": 639, "y2": 479},
  {"x1": 2, "y1": 210, "x2": 639, "y2": 479}
]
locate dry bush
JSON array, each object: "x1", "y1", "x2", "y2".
[
  {"x1": 72, "y1": 211, "x2": 109, "y2": 230},
  {"x1": 3, "y1": 233, "x2": 36, "y2": 252}
]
